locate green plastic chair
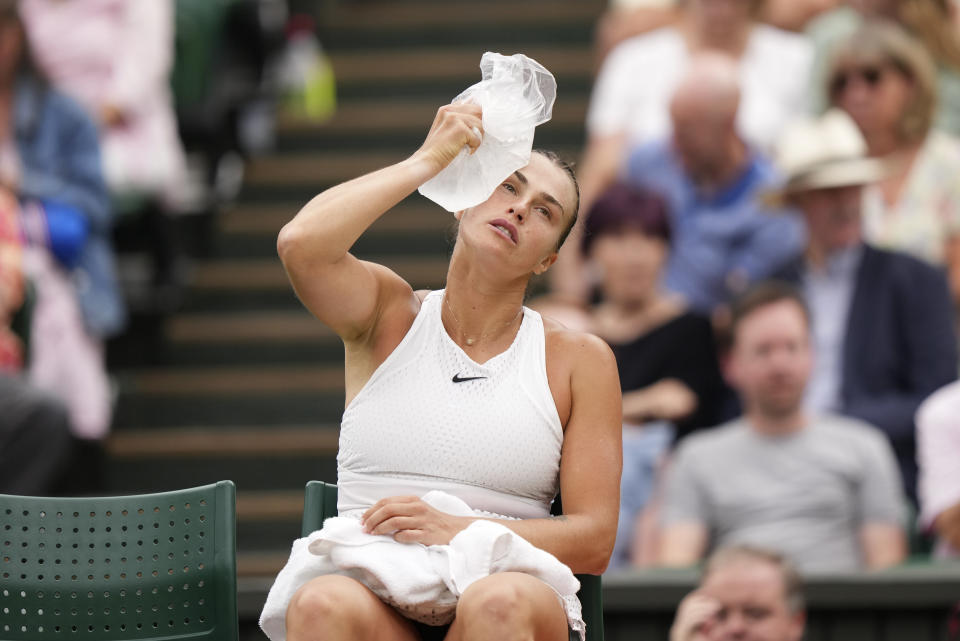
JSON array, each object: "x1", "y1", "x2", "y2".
[
  {"x1": 0, "y1": 481, "x2": 237, "y2": 641},
  {"x1": 302, "y1": 481, "x2": 605, "y2": 641}
]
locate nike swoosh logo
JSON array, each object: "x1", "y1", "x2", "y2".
[{"x1": 452, "y1": 373, "x2": 487, "y2": 383}]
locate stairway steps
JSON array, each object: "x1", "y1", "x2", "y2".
[
  {"x1": 277, "y1": 98, "x2": 587, "y2": 136},
  {"x1": 190, "y1": 256, "x2": 450, "y2": 292},
  {"x1": 178, "y1": 287, "x2": 304, "y2": 314},
  {"x1": 105, "y1": 451, "x2": 338, "y2": 494},
  {"x1": 220, "y1": 200, "x2": 454, "y2": 236},
  {"x1": 328, "y1": 46, "x2": 593, "y2": 86},
  {"x1": 238, "y1": 552, "x2": 288, "y2": 579},
  {"x1": 245, "y1": 145, "x2": 581, "y2": 189},
  {"x1": 114, "y1": 391, "x2": 343, "y2": 429},
  {"x1": 275, "y1": 98, "x2": 589, "y2": 151},
  {"x1": 156, "y1": 341, "x2": 343, "y2": 368},
  {"x1": 108, "y1": 426, "x2": 339, "y2": 456},
  {"x1": 321, "y1": 1, "x2": 601, "y2": 33},
  {"x1": 216, "y1": 228, "x2": 452, "y2": 260},
  {"x1": 123, "y1": 365, "x2": 343, "y2": 396}
]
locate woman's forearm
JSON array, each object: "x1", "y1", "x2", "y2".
[
  {"x1": 488, "y1": 513, "x2": 615, "y2": 575},
  {"x1": 278, "y1": 155, "x2": 437, "y2": 268},
  {"x1": 279, "y1": 103, "x2": 482, "y2": 271}
]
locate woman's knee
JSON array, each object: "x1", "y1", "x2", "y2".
[
  {"x1": 286, "y1": 576, "x2": 370, "y2": 631},
  {"x1": 456, "y1": 573, "x2": 558, "y2": 633}
]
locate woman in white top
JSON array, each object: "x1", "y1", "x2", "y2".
[{"x1": 277, "y1": 103, "x2": 622, "y2": 641}]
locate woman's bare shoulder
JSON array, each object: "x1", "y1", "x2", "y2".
[{"x1": 542, "y1": 316, "x2": 616, "y2": 369}]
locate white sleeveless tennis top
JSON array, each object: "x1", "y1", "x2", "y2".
[{"x1": 337, "y1": 289, "x2": 564, "y2": 519}]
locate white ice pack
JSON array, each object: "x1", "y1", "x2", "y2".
[{"x1": 418, "y1": 52, "x2": 557, "y2": 212}]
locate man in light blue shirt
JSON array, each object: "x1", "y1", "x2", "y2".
[{"x1": 623, "y1": 54, "x2": 806, "y2": 313}]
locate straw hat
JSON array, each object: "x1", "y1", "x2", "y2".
[{"x1": 763, "y1": 109, "x2": 893, "y2": 205}]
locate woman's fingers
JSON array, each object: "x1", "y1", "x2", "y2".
[
  {"x1": 415, "y1": 104, "x2": 485, "y2": 171},
  {"x1": 366, "y1": 515, "x2": 421, "y2": 536},
  {"x1": 361, "y1": 496, "x2": 423, "y2": 532}
]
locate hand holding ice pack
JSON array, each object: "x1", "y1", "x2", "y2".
[{"x1": 418, "y1": 52, "x2": 557, "y2": 212}]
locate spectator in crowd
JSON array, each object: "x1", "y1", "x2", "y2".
[
  {"x1": 916, "y1": 380, "x2": 960, "y2": 558},
  {"x1": 771, "y1": 109, "x2": 958, "y2": 501},
  {"x1": 658, "y1": 281, "x2": 907, "y2": 572},
  {"x1": 670, "y1": 546, "x2": 805, "y2": 641},
  {"x1": 579, "y1": 0, "x2": 812, "y2": 216},
  {"x1": 0, "y1": 125, "x2": 74, "y2": 497},
  {"x1": 19, "y1": 0, "x2": 188, "y2": 210},
  {"x1": 594, "y1": 0, "x2": 836, "y2": 67},
  {"x1": 0, "y1": 0, "x2": 122, "y2": 445},
  {"x1": 0, "y1": 186, "x2": 24, "y2": 370},
  {"x1": 606, "y1": 54, "x2": 805, "y2": 314},
  {"x1": 0, "y1": 374, "x2": 74, "y2": 495},
  {"x1": 825, "y1": 20, "x2": 960, "y2": 302},
  {"x1": 807, "y1": 0, "x2": 960, "y2": 136},
  {"x1": 536, "y1": 183, "x2": 729, "y2": 568}
]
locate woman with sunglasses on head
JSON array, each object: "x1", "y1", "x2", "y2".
[
  {"x1": 826, "y1": 20, "x2": 960, "y2": 304},
  {"x1": 268, "y1": 102, "x2": 622, "y2": 641}
]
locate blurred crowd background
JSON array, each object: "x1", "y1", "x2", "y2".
[{"x1": 1, "y1": 0, "x2": 960, "y2": 632}]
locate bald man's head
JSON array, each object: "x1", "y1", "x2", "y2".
[
  {"x1": 669, "y1": 53, "x2": 744, "y2": 186},
  {"x1": 671, "y1": 53, "x2": 741, "y2": 122}
]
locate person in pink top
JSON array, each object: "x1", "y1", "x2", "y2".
[
  {"x1": 916, "y1": 380, "x2": 960, "y2": 559},
  {"x1": 19, "y1": 0, "x2": 187, "y2": 206}
]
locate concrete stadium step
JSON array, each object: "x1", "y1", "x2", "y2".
[
  {"x1": 189, "y1": 256, "x2": 449, "y2": 292},
  {"x1": 320, "y1": 1, "x2": 601, "y2": 37},
  {"x1": 219, "y1": 199, "x2": 455, "y2": 236},
  {"x1": 104, "y1": 447, "x2": 338, "y2": 495},
  {"x1": 238, "y1": 551, "x2": 289, "y2": 579},
  {"x1": 107, "y1": 425, "x2": 339, "y2": 455},
  {"x1": 166, "y1": 310, "x2": 330, "y2": 342},
  {"x1": 274, "y1": 97, "x2": 589, "y2": 152},
  {"x1": 113, "y1": 366, "x2": 346, "y2": 428},
  {"x1": 216, "y1": 224, "x2": 452, "y2": 260},
  {"x1": 243, "y1": 144, "x2": 580, "y2": 191},
  {"x1": 326, "y1": 45, "x2": 595, "y2": 95},
  {"x1": 277, "y1": 97, "x2": 588, "y2": 138},
  {"x1": 162, "y1": 311, "x2": 338, "y2": 366}
]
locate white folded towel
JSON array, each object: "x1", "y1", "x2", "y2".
[{"x1": 259, "y1": 490, "x2": 584, "y2": 641}]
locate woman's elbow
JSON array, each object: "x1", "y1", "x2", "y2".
[
  {"x1": 277, "y1": 222, "x2": 300, "y2": 264},
  {"x1": 578, "y1": 527, "x2": 617, "y2": 575}
]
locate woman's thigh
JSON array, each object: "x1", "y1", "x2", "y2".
[
  {"x1": 286, "y1": 574, "x2": 421, "y2": 641},
  {"x1": 445, "y1": 572, "x2": 569, "y2": 641}
]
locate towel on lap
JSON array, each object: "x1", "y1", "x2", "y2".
[{"x1": 259, "y1": 490, "x2": 584, "y2": 641}]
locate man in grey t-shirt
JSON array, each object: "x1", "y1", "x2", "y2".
[{"x1": 658, "y1": 282, "x2": 907, "y2": 572}]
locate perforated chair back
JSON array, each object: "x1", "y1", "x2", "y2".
[
  {"x1": 301, "y1": 481, "x2": 604, "y2": 641},
  {"x1": 0, "y1": 481, "x2": 237, "y2": 641}
]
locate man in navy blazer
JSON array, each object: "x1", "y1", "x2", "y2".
[{"x1": 770, "y1": 110, "x2": 958, "y2": 501}]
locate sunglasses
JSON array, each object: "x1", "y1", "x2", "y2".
[{"x1": 829, "y1": 65, "x2": 890, "y2": 97}]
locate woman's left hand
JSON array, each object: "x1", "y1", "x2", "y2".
[{"x1": 361, "y1": 496, "x2": 471, "y2": 545}]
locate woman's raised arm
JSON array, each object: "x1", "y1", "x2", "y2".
[{"x1": 277, "y1": 103, "x2": 483, "y2": 342}]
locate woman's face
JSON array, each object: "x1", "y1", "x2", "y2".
[
  {"x1": 456, "y1": 153, "x2": 578, "y2": 277},
  {"x1": 590, "y1": 229, "x2": 668, "y2": 305},
  {"x1": 0, "y1": 17, "x2": 23, "y2": 86},
  {"x1": 830, "y1": 58, "x2": 914, "y2": 142}
]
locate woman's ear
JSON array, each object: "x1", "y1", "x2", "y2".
[
  {"x1": 454, "y1": 209, "x2": 466, "y2": 221},
  {"x1": 533, "y1": 252, "x2": 559, "y2": 276}
]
